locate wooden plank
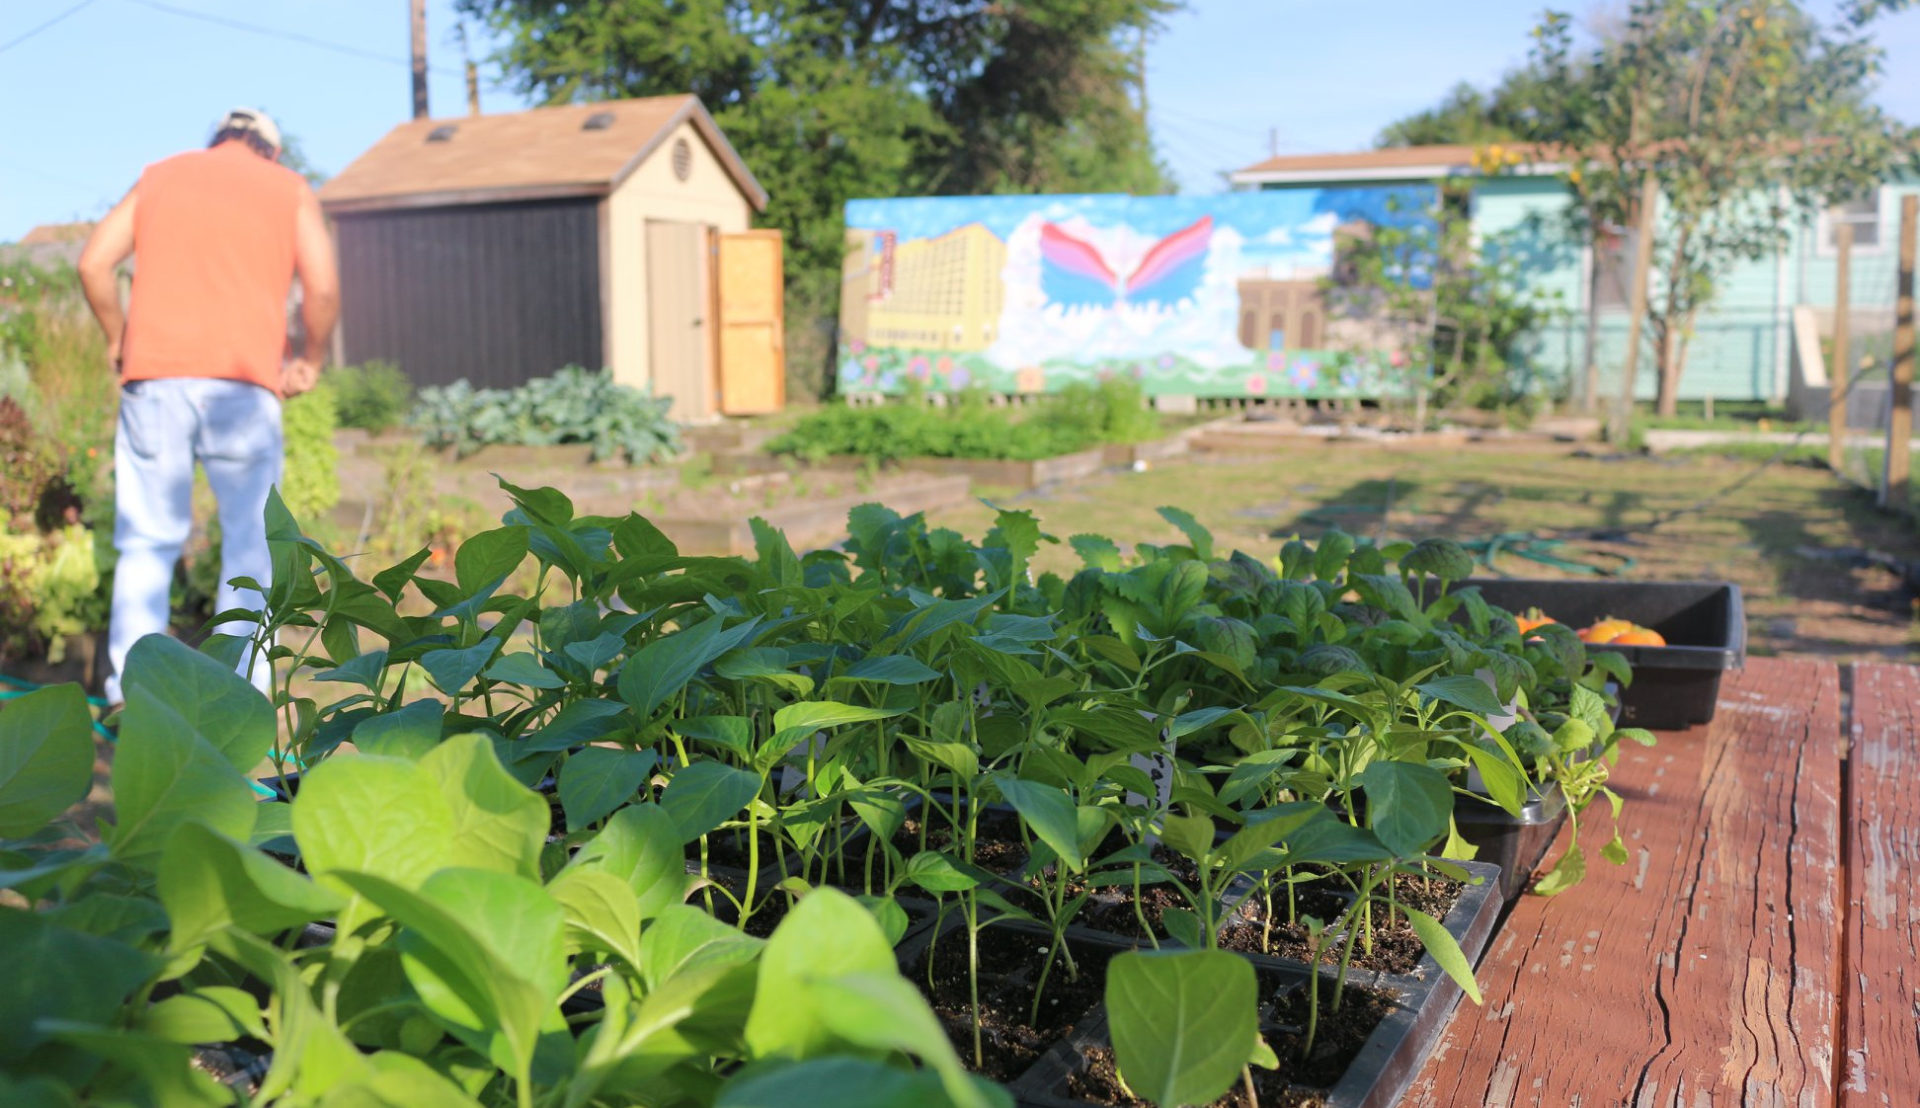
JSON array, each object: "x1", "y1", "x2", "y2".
[
  {"x1": 1409, "y1": 657, "x2": 1843, "y2": 1107},
  {"x1": 1840, "y1": 661, "x2": 1920, "y2": 1105}
]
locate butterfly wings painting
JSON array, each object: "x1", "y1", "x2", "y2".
[{"x1": 1038, "y1": 216, "x2": 1213, "y2": 311}]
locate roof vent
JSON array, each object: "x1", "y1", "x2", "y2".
[
  {"x1": 426, "y1": 124, "x2": 458, "y2": 143},
  {"x1": 582, "y1": 111, "x2": 615, "y2": 131}
]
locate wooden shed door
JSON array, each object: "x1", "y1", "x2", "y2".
[
  {"x1": 716, "y1": 230, "x2": 785, "y2": 415},
  {"x1": 646, "y1": 221, "x2": 715, "y2": 421}
]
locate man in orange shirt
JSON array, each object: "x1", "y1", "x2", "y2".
[{"x1": 78, "y1": 108, "x2": 339, "y2": 707}]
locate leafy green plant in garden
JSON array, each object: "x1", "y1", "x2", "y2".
[
  {"x1": 316, "y1": 359, "x2": 412, "y2": 432},
  {"x1": 0, "y1": 641, "x2": 1009, "y2": 1108},
  {"x1": 412, "y1": 366, "x2": 682, "y2": 463},
  {"x1": 281, "y1": 384, "x2": 341, "y2": 524},
  {"x1": 767, "y1": 379, "x2": 1159, "y2": 464},
  {"x1": 1, "y1": 473, "x2": 1674, "y2": 1106}
]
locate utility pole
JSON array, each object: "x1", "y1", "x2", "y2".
[
  {"x1": 410, "y1": 0, "x2": 429, "y2": 120},
  {"x1": 457, "y1": 23, "x2": 480, "y2": 116},
  {"x1": 1884, "y1": 194, "x2": 1915, "y2": 510},
  {"x1": 1829, "y1": 222, "x2": 1852, "y2": 474},
  {"x1": 1613, "y1": 173, "x2": 1659, "y2": 444}
]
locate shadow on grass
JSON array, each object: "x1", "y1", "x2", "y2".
[{"x1": 1267, "y1": 477, "x2": 1421, "y2": 541}]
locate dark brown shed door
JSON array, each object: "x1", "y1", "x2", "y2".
[{"x1": 334, "y1": 199, "x2": 602, "y2": 390}]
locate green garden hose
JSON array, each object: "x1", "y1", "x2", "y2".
[{"x1": 1459, "y1": 532, "x2": 1636, "y2": 577}]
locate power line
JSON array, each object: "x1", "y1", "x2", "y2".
[
  {"x1": 122, "y1": 0, "x2": 461, "y2": 75},
  {"x1": 0, "y1": 0, "x2": 99, "y2": 55}
]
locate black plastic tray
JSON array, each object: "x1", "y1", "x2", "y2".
[
  {"x1": 1004, "y1": 859, "x2": 1502, "y2": 1108},
  {"x1": 1462, "y1": 577, "x2": 1745, "y2": 729},
  {"x1": 1455, "y1": 786, "x2": 1568, "y2": 902}
]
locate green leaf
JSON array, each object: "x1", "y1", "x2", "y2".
[
  {"x1": 772, "y1": 701, "x2": 906, "y2": 733},
  {"x1": 421, "y1": 734, "x2": 549, "y2": 879},
  {"x1": 141, "y1": 985, "x2": 267, "y2": 1045},
  {"x1": 0, "y1": 683, "x2": 94, "y2": 838},
  {"x1": 337, "y1": 869, "x2": 562, "y2": 1086},
  {"x1": 1070, "y1": 533, "x2": 1122, "y2": 571},
  {"x1": 659, "y1": 761, "x2": 762, "y2": 843},
  {"x1": 484, "y1": 651, "x2": 566, "y2": 690},
  {"x1": 294, "y1": 754, "x2": 456, "y2": 893},
  {"x1": 519, "y1": 699, "x2": 628, "y2": 754},
  {"x1": 750, "y1": 517, "x2": 804, "y2": 587},
  {"x1": 744, "y1": 888, "x2": 895, "y2": 1058},
  {"x1": 1158, "y1": 812, "x2": 1217, "y2": 864},
  {"x1": 1083, "y1": 634, "x2": 1141, "y2": 673},
  {"x1": 1462, "y1": 744, "x2": 1526, "y2": 817},
  {"x1": 993, "y1": 774, "x2": 1085, "y2": 871},
  {"x1": 1533, "y1": 843, "x2": 1587, "y2": 895},
  {"x1": 1156, "y1": 506, "x2": 1214, "y2": 561},
  {"x1": 315, "y1": 649, "x2": 389, "y2": 690},
  {"x1": 1416, "y1": 674, "x2": 1507, "y2": 717},
  {"x1": 638, "y1": 903, "x2": 763, "y2": 991},
  {"x1": 905, "y1": 850, "x2": 977, "y2": 893},
  {"x1": 352, "y1": 699, "x2": 444, "y2": 761},
  {"x1": 1402, "y1": 906, "x2": 1482, "y2": 1004},
  {"x1": 1357, "y1": 761, "x2": 1454, "y2": 858},
  {"x1": 677, "y1": 714, "x2": 754, "y2": 758},
  {"x1": 123, "y1": 634, "x2": 276, "y2": 772},
  {"x1": 108, "y1": 700, "x2": 259, "y2": 867},
  {"x1": 559, "y1": 747, "x2": 657, "y2": 831},
  {"x1": 618, "y1": 614, "x2": 762, "y2": 720},
  {"x1": 547, "y1": 867, "x2": 644, "y2": 972},
  {"x1": 1106, "y1": 950, "x2": 1260, "y2": 1107},
  {"x1": 715, "y1": 647, "x2": 815, "y2": 695},
  {"x1": 454, "y1": 525, "x2": 530, "y2": 596},
  {"x1": 418, "y1": 640, "x2": 502, "y2": 697},
  {"x1": 371, "y1": 547, "x2": 432, "y2": 603},
  {"x1": 812, "y1": 972, "x2": 1004, "y2": 1108},
  {"x1": 159, "y1": 821, "x2": 342, "y2": 950},
  {"x1": 565, "y1": 803, "x2": 687, "y2": 921},
  {"x1": 0, "y1": 912, "x2": 158, "y2": 1065},
  {"x1": 718, "y1": 1058, "x2": 996, "y2": 1108},
  {"x1": 844, "y1": 654, "x2": 943, "y2": 685}
]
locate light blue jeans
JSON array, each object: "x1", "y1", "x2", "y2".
[{"x1": 106, "y1": 378, "x2": 282, "y2": 705}]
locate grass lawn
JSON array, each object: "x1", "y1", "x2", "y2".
[{"x1": 924, "y1": 442, "x2": 1920, "y2": 662}]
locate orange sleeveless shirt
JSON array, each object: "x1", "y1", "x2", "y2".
[{"x1": 122, "y1": 141, "x2": 309, "y2": 395}]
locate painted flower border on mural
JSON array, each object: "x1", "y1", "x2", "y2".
[{"x1": 836, "y1": 188, "x2": 1435, "y2": 399}]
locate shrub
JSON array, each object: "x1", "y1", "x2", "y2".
[
  {"x1": 317, "y1": 359, "x2": 412, "y2": 432},
  {"x1": 0, "y1": 512, "x2": 106, "y2": 663},
  {"x1": 412, "y1": 365, "x2": 683, "y2": 463},
  {"x1": 281, "y1": 385, "x2": 341, "y2": 523}
]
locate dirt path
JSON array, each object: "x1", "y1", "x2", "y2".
[{"x1": 925, "y1": 444, "x2": 1920, "y2": 662}]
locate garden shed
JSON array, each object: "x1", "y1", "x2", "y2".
[{"x1": 318, "y1": 95, "x2": 784, "y2": 421}]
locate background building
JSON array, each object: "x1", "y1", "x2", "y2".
[{"x1": 320, "y1": 95, "x2": 784, "y2": 420}]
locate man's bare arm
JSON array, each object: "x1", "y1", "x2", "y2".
[
  {"x1": 78, "y1": 189, "x2": 137, "y2": 367},
  {"x1": 282, "y1": 188, "x2": 340, "y2": 397}
]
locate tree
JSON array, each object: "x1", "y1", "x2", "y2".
[
  {"x1": 457, "y1": 0, "x2": 1176, "y2": 398},
  {"x1": 1526, "y1": 1, "x2": 1917, "y2": 414},
  {"x1": 1325, "y1": 186, "x2": 1564, "y2": 428},
  {"x1": 1375, "y1": 73, "x2": 1554, "y2": 149}
]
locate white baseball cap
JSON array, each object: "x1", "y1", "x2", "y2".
[{"x1": 217, "y1": 107, "x2": 282, "y2": 153}]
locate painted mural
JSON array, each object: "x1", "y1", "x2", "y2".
[{"x1": 837, "y1": 188, "x2": 1436, "y2": 398}]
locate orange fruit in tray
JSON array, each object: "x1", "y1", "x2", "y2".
[
  {"x1": 1577, "y1": 617, "x2": 1636, "y2": 644},
  {"x1": 1515, "y1": 608, "x2": 1557, "y2": 633},
  {"x1": 1612, "y1": 627, "x2": 1667, "y2": 646}
]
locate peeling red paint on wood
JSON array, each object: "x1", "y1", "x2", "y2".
[
  {"x1": 1840, "y1": 662, "x2": 1920, "y2": 1107},
  {"x1": 1407, "y1": 657, "x2": 1844, "y2": 1107}
]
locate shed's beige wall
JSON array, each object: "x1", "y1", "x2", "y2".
[{"x1": 605, "y1": 119, "x2": 756, "y2": 393}]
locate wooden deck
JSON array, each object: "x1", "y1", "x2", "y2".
[{"x1": 1409, "y1": 656, "x2": 1920, "y2": 1108}]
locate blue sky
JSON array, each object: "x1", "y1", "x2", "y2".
[{"x1": 3, "y1": 0, "x2": 1919, "y2": 241}]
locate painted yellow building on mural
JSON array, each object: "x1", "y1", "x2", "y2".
[{"x1": 841, "y1": 223, "x2": 1007, "y2": 352}]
